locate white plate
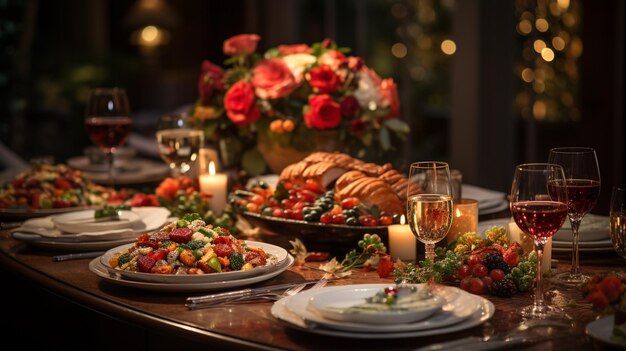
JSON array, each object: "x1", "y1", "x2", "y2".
[
  {"x1": 90, "y1": 254, "x2": 294, "y2": 292},
  {"x1": 272, "y1": 287, "x2": 494, "y2": 339},
  {"x1": 67, "y1": 156, "x2": 141, "y2": 173},
  {"x1": 553, "y1": 214, "x2": 609, "y2": 242},
  {"x1": 553, "y1": 239, "x2": 612, "y2": 248},
  {"x1": 52, "y1": 210, "x2": 141, "y2": 234},
  {"x1": 101, "y1": 240, "x2": 289, "y2": 284},
  {"x1": 78, "y1": 158, "x2": 170, "y2": 185},
  {"x1": 586, "y1": 315, "x2": 626, "y2": 349},
  {"x1": 11, "y1": 207, "x2": 171, "y2": 242},
  {"x1": 307, "y1": 286, "x2": 444, "y2": 325},
  {"x1": 286, "y1": 284, "x2": 480, "y2": 333},
  {"x1": 11, "y1": 234, "x2": 136, "y2": 251},
  {"x1": 552, "y1": 246, "x2": 615, "y2": 253},
  {"x1": 0, "y1": 206, "x2": 97, "y2": 220}
]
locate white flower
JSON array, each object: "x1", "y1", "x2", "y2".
[
  {"x1": 282, "y1": 53, "x2": 317, "y2": 83},
  {"x1": 353, "y1": 66, "x2": 383, "y2": 109}
]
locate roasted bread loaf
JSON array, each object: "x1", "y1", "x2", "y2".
[{"x1": 278, "y1": 152, "x2": 409, "y2": 215}]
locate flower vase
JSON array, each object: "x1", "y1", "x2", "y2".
[{"x1": 257, "y1": 130, "x2": 342, "y2": 174}]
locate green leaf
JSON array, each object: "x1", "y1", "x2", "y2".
[
  {"x1": 384, "y1": 119, "x2": 411, "y2": 134},
  {"x1": 264, "y1": 48, "x2": 280, "y2": 58},
  {"x1": 241, "y1": 148, "x2": 267, "y2": 176},
  {"x1": 379, "y1": 127, "x2": 391, "y2": 151}
]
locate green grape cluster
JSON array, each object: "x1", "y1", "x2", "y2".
[
  {"x1": 506, "y1": 251, "x2": 537, "y2": 292},
  {"x1": 358, "y1": 234, "x2": 387, "y2": 254}
]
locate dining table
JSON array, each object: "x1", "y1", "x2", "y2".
[{"x1": 0, "y1": 211, "x2": 623, "y2": 351}]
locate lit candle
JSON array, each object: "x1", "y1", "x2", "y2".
[
  {"x1": 388, "y1": 215, "x2": 416, "y2": 261},
  {"x1": 508, "y1": 220, "x2": 553, "y2": 274},
  {"x1": 446, "y1": 198, "x2": 478, "y2": 243},
  {"x1": 199, "y1": 161, "x2": 228, "y2": 215}
]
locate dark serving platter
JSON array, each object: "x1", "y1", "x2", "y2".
[{"x1": 240, "y1": 211, "x2": 389, "y2": 256}]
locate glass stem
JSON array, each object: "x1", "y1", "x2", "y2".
[
  {"x1": 170, "y1": 165, "x2": 181, "y2": 179},
  {"x1": 106, "y1": 151, "x2": 115, "y2": 188},
  {"x1": 570, "y1": 219, "x2": 581, "y2": 275},
  {"x1": 534, "y1": 241, "x2": 545, "y2": 309},
  {"x1": 425, "y1": 243, "x2": 435, "y2": 262}
]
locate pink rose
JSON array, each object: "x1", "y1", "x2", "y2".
[
  {"x1": 278, "y1": 44, "x2": 313, "y2": 55},
  {"x1": 379, "y1": 78, "x2": 400, "y2": 118},
  {"x1": 224, "y1": 81, "x2": 261, "y2": 127},
  {"x1": 346, "y1": 57, "x2": 364, "y2": 72},
  {"x1": 223, "y1": 34, "x2": 260, "y2": 56},
  {"x1": 340, "y1": 96, "x2": 359, "y2": 118},
  {"x1": 304, "y1": 94, "x2": 341, "y2": 129},
  {"x1": 307, "y1": 65, "x2": 342, "y2": 93},
  {"x1": 252, "y1": 58, "x2": 298, "y2": 99},
  {"x1": 198, "y1": 60, "x2": 224, "y2": 105},
  {"x1": 319, "y1": 50, "x2": 346, "y2": 70}
]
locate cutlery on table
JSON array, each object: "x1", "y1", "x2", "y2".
[
  {"x1": 186, "y1": 278, "x2": 328, "y2": 309},
  {"x1": 413, "y1": 319, "x2": 572, "y2": 351},
  {"x1": 53, "y1": 251, "x2": 105, "y2": 262}
]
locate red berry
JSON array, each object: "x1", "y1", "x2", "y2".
[
  {"x1": 272, "y1": 208, "x2": 285, "y2": 218},
  {"x1": 471, "y1": 263, "x2": 488, "y2": 278},
  {"x1": 460, "y1": 276, "x2": 473, "y2": 291},
  {"x1": 320, "y1": 212, "x2": 333, "y2": 224},
  {"x1": 467, "y1": 255, "x2": 480, "y2": 267},
  {"x1": 468, "y1": 277, "x2": 485, "y2": 295},
  {"x1": 341, "y1": 197, "x2": 360, "y2": 209},
  {"x1": 379, "y1": 215, "x2": 393, "y2": 225},
  {"x1": 331, "y1": 213, "x2": 346, "y2": 224},
  {"x1": 457, "y1": 264, "x2": 471, "y2": 279},
  {"x1": 481, "y1": 276, "x2": 493, "y2": 289},
  {"x1": 490, "y1": 269, "x2": 506, "y2": 282},
  {"x1": 304, "y1": 179, "x2": 324, "y2": 194}
]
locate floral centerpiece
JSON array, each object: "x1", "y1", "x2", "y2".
[
  {"x1": 194, "y1": 34, "x2": 410, "y2": 174},
  {"x1": 582, "y1": 274, "x2": 626, "y2": 345}
]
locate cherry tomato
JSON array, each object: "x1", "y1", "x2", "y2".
[
  {"x1": 304, "y1": 179, "x2": 324, "y2": 194},
  {"x1": 272, "y1": 208, "x2": 285, "y2": 218},
  {"x1": 460, "y1": 276, "x2": 472, "y2": 291},
  {"x1": 481, "y1": 276, "x2": 493, "y2": 290},
  {"x1": 320, "y1": 212, "x2": 333, "y2": 224},
  {"x1": 358, "y1": 214, "x2": 379, "y2": 226},
  {"x1": 489, "y1": 269, "x2": 506, "y2": 281},
  {"x1": 250, "y1": 194, "x2": 265, "y2": 205},
  {"x1": 468, "y1": 277, "x2": 485, "y2": 295},
  {"x1": 331, "y1": 213, "x2": 346, "y2": 224},
  {"x1": 340, "y1": 197, "x2": 360, "y2": 209},
  {"x1": 457, "y1": 264, "x2": 471, "y2": 279},
  {"x1": 467, "y1": 255, "x2": 480, "y2": 267},
  {"x1": 245, "y1": 203, "x2": 260, "y2": 213},
  {"x1": 472, "y1": 263, "x2": 488, "y2": 278},
  {"x1": 378, "y1": 215, "x2": 393, "y2": 225}
]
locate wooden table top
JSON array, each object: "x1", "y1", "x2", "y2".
[{"x1": 1, "y1": 229, "x2": 624, "y2": 351}]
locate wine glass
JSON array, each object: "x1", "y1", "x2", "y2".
[
  {"x1": 85, "y1": 88, "x2": 132, "y2": 186},
  {"x1": 510, "y1": 163, "x2": 569, "y2": 320},
  {"x1": 407, "y1": 161, "x2": 453, "y2": 262},
  {"x1": 610, "y1": 184, "x2": 626, "y2": 259},
  {"x1": 548, "y1": 147, "x2": 601, "y2": 284},
  {"x1": 156, "y1": 113, "x2": 204, "y2": 178}
]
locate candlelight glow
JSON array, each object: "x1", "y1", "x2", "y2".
[
  {"x1": 455, "y1": 208, "x2": 461, "y2": 218},
  {"x1": 209, "y1": 161, "x2": 216, "y2": 175},
  {"x1": 400, "y1": 214, "x2": 406, "y2": 225}
]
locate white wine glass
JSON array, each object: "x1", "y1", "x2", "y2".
[
  {"x1": 511, "y1": 163, "x2": 569, "y2": 320},
  {"x1": 610, "y1": 184, "x2": 626, "y2": 259},
  {"x1": 548, "y1": 147, "x2": 601, "y2": 284},
  {"x1": 156, "y1": 113, "x2": 204, "y2": 178},
  {"x1": 85, "y1": 87, "x2": 132, "y2": 186},
  {"x1": 407, "y1": 161, "x2": 453, "y2": 262}
]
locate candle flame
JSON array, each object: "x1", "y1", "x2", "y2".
[
  {"x1": 455, "y1": 208, "x2": 462, "y2": 217},
  {"x1": 209, "y1": 161, "x2": 216, "y2": 175},
  {"x1": 400, "y1": 214, "x2": 406, "y2": 225}
]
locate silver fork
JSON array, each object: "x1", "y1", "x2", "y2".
[{"x1": 224, "y1": 278, "x2": 328, "y2": 303}]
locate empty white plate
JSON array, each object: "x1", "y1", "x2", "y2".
[{"x1": 52, "y1": 210, "x2": 141, "y2": 234}]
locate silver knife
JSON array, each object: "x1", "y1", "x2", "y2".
[{"x1": 186, "y1": 280, "x2": 320, "y2": 305}]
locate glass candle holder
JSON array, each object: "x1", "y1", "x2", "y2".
[{"x1": 446, "y1": 198, "x2": 478, "y2": 243}]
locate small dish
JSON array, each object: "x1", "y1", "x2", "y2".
[
  {"x1": 586, "y1": 315, "x2": 626, "y2": 349},
  {"x1": 308, "y1": 286, "x2": 443, "y2": 324},
  {"x1": 53, "y1": 210, "x2": 141, "y2": 234}
]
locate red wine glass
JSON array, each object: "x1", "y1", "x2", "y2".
[
  {"x1": 85, "y1": 88, "x2": 132, "y2": 186},
  {"x1": 548, "y1": 147, "x2": 601, "y2": 284},
  {"x1": 510, "y1": 163, "x2": 570, "y2": 320}
]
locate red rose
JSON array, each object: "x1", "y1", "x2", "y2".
[
  {"x1": 340, "y1": 96, "x2": 359, "y2": 118},
  {"x1": 224, "y1": 81, "x2": 261, "y2": 127},
  {"x1": 319, "y1": 50, "x2": 346, "y2": 70},
  {"x1": 307, "y1": 65, "x2": 342, "y2": 93},
  {"x1": 380, "y1": 78, "x2": 400, "y2": 118},
  {"x1": 278, "y1": 44, "x2": 313, "y2": 55},
  {"x1": 321, "y1": 38, "x2": 334, "y2": 48},
  {"x1": 304, "y1": 94, "x2": 341, "y2": 129},
  {"x1": 223, "y1": 34, "x2": 260, "y2": 56},
  {"x1": 598, "y1": 277, "x2": 625, "y2": 303},
  {"x1": 252, "y1": 58, "x2": 298, "y2": 99},
  {"x1": 349, "y1": 118, "x2": 368, "y2": 137},
  {"x1": 346, "y1": 56, "x2": 364, "y2": 71},
  {"x1": 198, "y1": 60, "x2": 224, "y2": 105}
]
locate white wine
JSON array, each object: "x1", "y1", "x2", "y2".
[
  {"x1": 610, "y1": 213, "x2": 626, "y2": 258},
  {"x1": 407, "y1": 194, "x2": 453, "y2": 244},
  {"x1": 156, "y1": 128, "x2": 204, "y2": 173}
]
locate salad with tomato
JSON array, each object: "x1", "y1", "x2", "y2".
[
  {"x1": 108, "y1": 213, "x2": 273, "y2": 275},
  {"x1": 0, "y1": 163, "x2": 111, "y2": 210}
]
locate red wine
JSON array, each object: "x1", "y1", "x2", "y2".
[
  {"x1": 511, "y1": 201, "x2": 568, "y2": 240},
  {"x1": 85, "y1": 117, "x2": 132, "y2": 149},
  {"x1": 548, "y1": 179, "x2": 600, "y2": 219}
]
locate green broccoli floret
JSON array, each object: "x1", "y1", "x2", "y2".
[
  {"x1": 117, "y1": 253, "x2": 131, "y2": 266},
  {"x1": 229, "y1": 252, "x2": 245, "y2": 271},
  {"x1": 180, "y1": 240, "x2": 206, "y2": 251}
]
